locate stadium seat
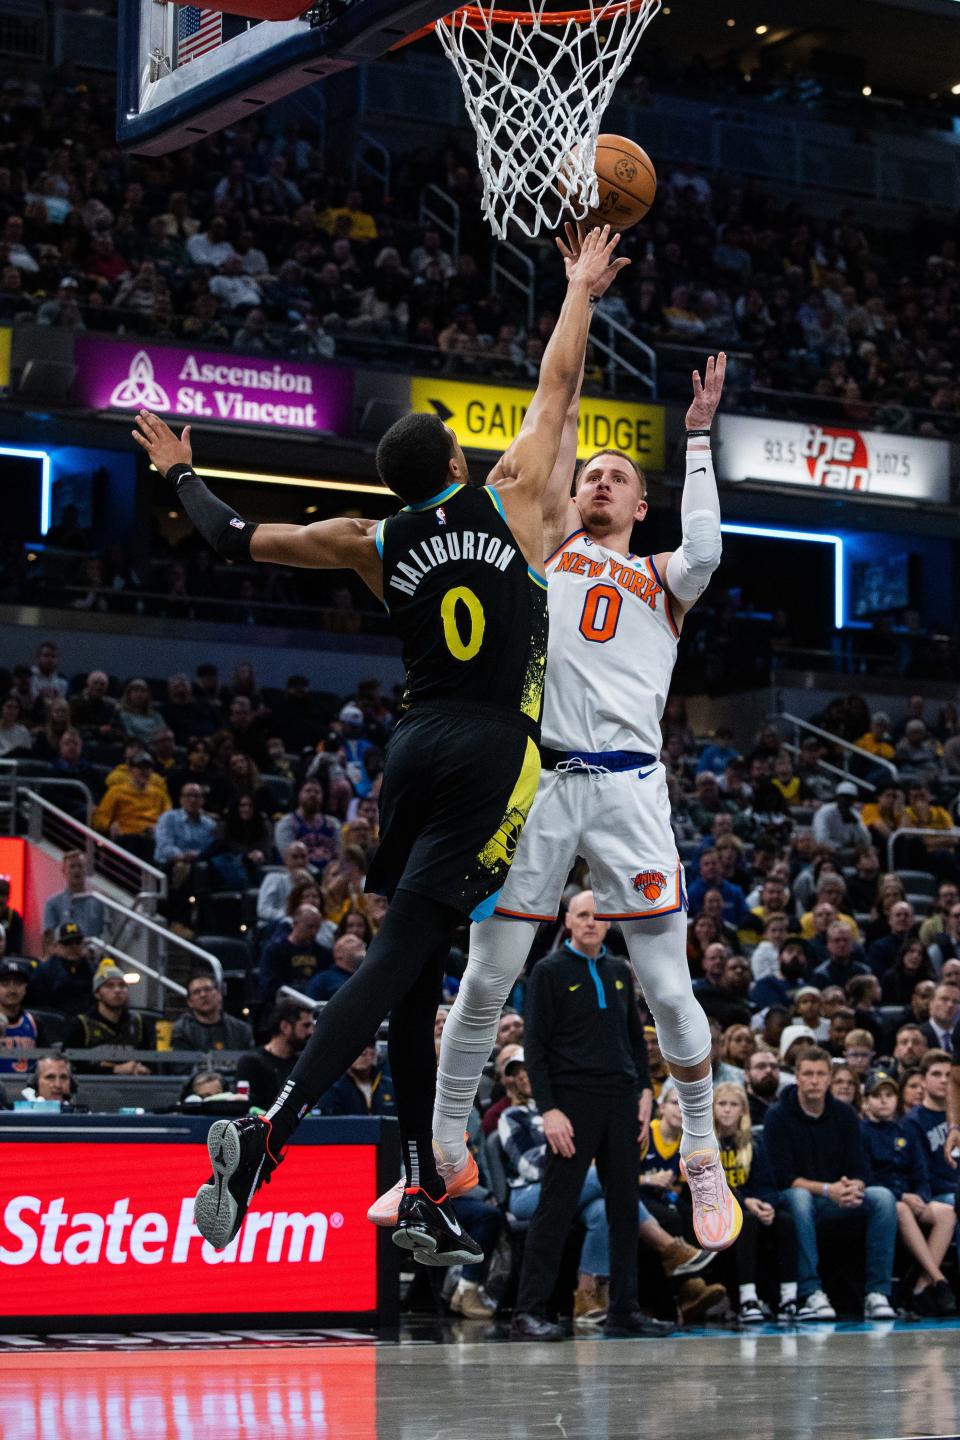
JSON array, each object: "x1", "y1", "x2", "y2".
[
  {"x1": 894, "y1": 871, "x2": 937, "y2": 897},
  {"x1": 31, "y1": 1008, "x2": 69, "y2": 1045},
  {"x1": 197, "y1": 890, "x2": 244, "y2": 935},
  {"x1": 260, "y1": 773, "x2": 294, "y2": 812},
  {"x1": 195, "y1": 934, "x2": 255, "y2": 1014}
]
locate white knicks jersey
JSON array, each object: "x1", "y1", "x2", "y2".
[{"x1": 540, "y1": 528, "x2": 679, "y2": 756}]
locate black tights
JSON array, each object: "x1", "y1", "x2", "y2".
[{"x1": 264, "y1": 888, "x2": 460, "y2": 1197}]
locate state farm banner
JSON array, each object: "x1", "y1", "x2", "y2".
[
  {"x1": 717, "y1": 414, "x2": 949, "y2": 504},
  {"x1": 73, "y1": 336, "x2": 353, "y2": 435},
  {"x1": 0, "y1": 1124, "x2": 386, "y2": 1324}
]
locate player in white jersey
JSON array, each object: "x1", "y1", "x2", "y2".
[{"x1": 370, "y1": 235, "x2": 740, "y2": 1252}]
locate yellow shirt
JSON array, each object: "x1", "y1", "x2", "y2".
[
  {"x1": 800, "y1": 909, "x2": 861, "y2": 942},
  {"x1": 92, "y1": 781, "x2": 170, "y2": 835},
  {"x1": 860, "y1": 801, "x2": 901, "y2": 831},
  {"x1": 904, "y1": 804, "x2": 953, "y2": 832},
  {"x1": 318, "y1": 206, "x2": 378, "y2": 242},
  {"x1": 855, "y1": 731, "x2": 895, "y2": 761},
  {"x1": 106, "y1": 762, "x2": 171, "y2": 802}
]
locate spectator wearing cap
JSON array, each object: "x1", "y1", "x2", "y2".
[
  {"x1": 106, "y1": 740, "x2": 171, "y2": 800},
  {"x1": 29, "y1": 922, "x2": 96, "y2": 1016},
  {"x1": 812, "y1": 923, "x2": 871, "y2": 991},
  {"x1": 779, "y1": 1023, "x2": 818, "y2": 1077},
  {"x1": 36, "y1": 278, "x2": 85, "y2": 329},
  {"x1": 171, "y1": 971, "x2": 254, "y2": 1054},
  {"x1": 92, "y1": 751, "x2": 171, "y2": 858},
  {"x1": 65, "y1": 959, "x2": 155, "y2": 1073},
  {"x1": 0, "y1": 876, "x2": 23, "y2": 955},
  {"x1": 259, "y1": 904, "x2": 333, "y2": 1004},
  {"x1": 337, "y1": 702, "x2": 375, "y2": 795},
  {"x1": 793, "y1": 986, "x2": 830, "y2": 1042},
  {"x1": 811, "y1": 782, "x2": 871, "y2": 851},
  {"x1": 273, "y1": 780, "x2": 342, "y2": 874},
  {"x1": 764, "y1": 1045, "x2": 897, "y2": 1320},
  {"x1": 750, "y1": 937, "x2": 811, "y2": 1012},
  {"x1": 0, "y1": 958, "x2": 45, "y2": 1074},
  {"x1": 42, "y1": 850, "x2": 105, "y2": 953},
  {"x1": 860, "y1": 1069, "x2": 956, "y2": 1317},
  {"x1": 320, "y1": 1041, "x2": 395, "y2": 1117},
  {"x1": 854, "y1": 713, "x2": 896, "y2": 764}
]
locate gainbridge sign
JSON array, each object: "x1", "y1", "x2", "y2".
[
  {"x1": 411, "y1": 377, "x2": 665, "y2": 469},
  {"x1": 717, "y1": 414, "x2": 949, "y2": 504},
  {"x1": 0, "y1": 1121, "x2": 391, "y2": 1327}
]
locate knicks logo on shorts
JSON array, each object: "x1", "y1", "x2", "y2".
[{"x1": 632, "y1": 869, "x2": 667, "y2": 903}]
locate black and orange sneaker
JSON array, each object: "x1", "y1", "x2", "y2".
[
  {"x1": 193, "y1": 1115, "x2": 282, "y2": 1251},
  {"x1": 391, "y1": 1188, "x2": 483, "y2": 1267}
]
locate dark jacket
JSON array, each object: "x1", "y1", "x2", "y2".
[
  {"x1": 171, "y1": 1011, "x2": 254, "y2": 1053},
  {"x1": 903, "y1": 1103, "x2": 956, "y2": 1195},
  {"x1": 693, "y1": 981, "x2": 753, "y2": 1029},
  {"x1": 235, "y1": 1045, "x2": 295, "y2": 1110},
  {"x1": 763, "y1": 1085, "x2": 867, "y2": 1189},
  {"x1": 30, "y1": 953, "x2": 97, "y2": 1016},
  {"x1": 257, "y1": 932, "x2": 331, "y2": 1003},
  {"x1": 860, "y1": 1116, "x2": 930, "y2": 1201},
  {"x1": 525, "y1": 942, "x2": 650, "y2": 1112},
  {"x1": 66, "y1": 1004, "x2": 156, "y2": 1072},
  {"x1": 320, "y1": 1066, "x2": 395, "y2": 1117}
]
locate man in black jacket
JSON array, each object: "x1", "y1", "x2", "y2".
[
  {"x1": 764, "y1": 1046, "x2": 897, "y2": 1321},
  {"x1": 510, "y1": 890, "x2": 670, "y2": 1341}
]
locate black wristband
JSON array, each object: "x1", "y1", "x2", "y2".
[
  {"x1": 167, "y1": 462, "x2": 194, "y2": 489},
  {"x1": 686, "y1": 428, "x2": 711, "y2": 438}
]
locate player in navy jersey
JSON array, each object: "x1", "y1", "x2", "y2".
[{"x1": 132, "y1": 226, "x2": 628, "y2": 1265}]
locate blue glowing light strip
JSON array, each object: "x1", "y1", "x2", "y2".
[
  {"x1": 720, "y1": 522, "x2": 844, "y2": 630},
  {"x1": 0, "y1": 446, "x2": 52, "y2": 535}
]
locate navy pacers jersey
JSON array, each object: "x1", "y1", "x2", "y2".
[{"x1": 377, "y1": 483, "x2": 547, "y2": 728}]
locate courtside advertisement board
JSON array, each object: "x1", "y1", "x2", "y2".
[
  {"x1": 717, "y1": 414, "x2": 949, "y2": 503},
  {"x1": 0, "y1": 1118, "x2": 397, "y2": 1328}
]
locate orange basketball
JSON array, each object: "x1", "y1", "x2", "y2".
[
  {"x1": 641, "y1": 882, "x2": 662, "y2": 901},
  {"x1": 584, "y1": 134, "x2": 657, "y2": 230}
]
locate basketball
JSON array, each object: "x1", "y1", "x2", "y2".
[{"x1": 584, "y1": 134, "x2": 657, "y2": 230}]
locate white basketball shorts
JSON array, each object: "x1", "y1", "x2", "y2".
[{"x1": 494, "y1": 761, "x2": 686, "y2": 922}]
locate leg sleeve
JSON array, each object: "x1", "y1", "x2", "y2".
[{"x1": 622, "y1": 909, "x2": 711, "y2": 1068}]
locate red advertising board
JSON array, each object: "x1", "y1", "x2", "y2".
[
  {"x1": 0, "y1": 837, "x2": 26, "y2": 916},
  {"x1": 0, "y1": 1140, "x2": 378, "y2": 1319}
]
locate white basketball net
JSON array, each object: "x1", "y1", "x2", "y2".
[{"x1": 437, "y1": 0, "x2": 660, "y2": 239}]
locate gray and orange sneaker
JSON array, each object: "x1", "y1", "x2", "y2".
[
  {"x1": 680, "y1": 1148, "x2": 743, "y2": 1251},
  {"x1": 367, "y1": 1140, "x2": 479, "y2": 1226}
]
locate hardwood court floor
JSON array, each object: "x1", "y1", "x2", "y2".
[{"x1": 2, "y1": 1319, "x2": 959, "y2": 1440}]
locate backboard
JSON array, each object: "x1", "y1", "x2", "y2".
[{"x1": 117, "y1": 0, "x2": 453, "y2": 154}]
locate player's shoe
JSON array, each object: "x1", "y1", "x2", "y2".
[
  {"x1": 391, "y1": 1188, "x2": 484, "y2": 1267},
  {"x1": 193, "y1": 1115, "x2": 282, "y2": 1251},
  {"x1": 680, "y1": 1148, "x2": 743, "y2": 1252},
  {"x1": 367, "y1": 1141, "x2": 479, "y2": 1226}
]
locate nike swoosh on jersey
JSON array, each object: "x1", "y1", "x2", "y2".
[
  {"x1": 636, "y1": 767, "x2": 658, "y2": 780},
  {"x1": 568, "y1": 983, "x2": 582, "y2": 991},
  {"x1": 689, "y1": 467, "x2": 706, "y2": 475}
]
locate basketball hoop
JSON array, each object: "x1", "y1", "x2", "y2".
[{"x1": 434, "y1": 0, "x2": 660, "y2": 239}]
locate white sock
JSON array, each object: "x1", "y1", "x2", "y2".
[
  {"x1": 433, "y1": 916, "x2": 537, "y2": 1163},
  {"x1": 780, "y1": 1282, "x2": 797, "y2": 1304},
  {"x1": 671, "y1": 1074, "x2": 717, "y2": 1158},
  {"x1": 739, "y1": 1284, "x2": 758, "y2": 1304}
]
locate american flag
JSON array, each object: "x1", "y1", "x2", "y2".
[{"x1": 176, "y1": 5, "x2": 223, "y2": 66}]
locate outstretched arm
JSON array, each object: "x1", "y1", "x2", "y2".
[
  {"x1": 658, "y1": 353, "x2": 726, "y2": 618},
  {"x1": 131, "y1": 411, "x2": 382, "y2": 596}
]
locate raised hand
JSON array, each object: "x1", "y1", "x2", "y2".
[
  {"x1": 561, "y1": 223, "x2": 631, "y2": 297},
  {"x1": 132, "y1": 410, "x2": 193, "y2": 479},
  {"x1": 685, "y1": 353, "x2": 727, "y2": 431}
]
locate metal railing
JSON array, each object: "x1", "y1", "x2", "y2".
[
  {"x1": 778, "y1": 714, "x2": 898, "y2": 781},
  {"x1": 779, "y1": 740, "x2": 878, "y2": 796},
  {"x1": 19, "y1": 786, "x2": 166, "y2": 902},
  {"x1": 89, "y1": 936, "x2": 188, "y2": 1011},
  {"x1": 419, "y1": 183, "x2": 460, "y2": 265},
  {"x1": 491, "y1": 240, "x2": 535, "y2": 332},
  {"x1": 887, "y1": 827, "x2": 960, "y2": 873},
  {"x1": 352, "y1": 131, "x2": 391, "y2": 198},
  {"x1": 94, "y1": 894, "x2": 224, "y2": 1001},
  {"x1": 589, "y1": 306, "x2": 657, "y2": 397}
]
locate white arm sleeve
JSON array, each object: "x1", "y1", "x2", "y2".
[{"x1": 664, "y1": 434, "x2": 722, "y2": 604}]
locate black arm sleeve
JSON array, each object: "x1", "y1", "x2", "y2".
[{"x1": 167, "y1": 464, "x2": 258, "y2": 561}]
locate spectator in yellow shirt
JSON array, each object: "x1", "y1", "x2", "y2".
[
  {"x1": 902, "y1": 786, "x2": 958, "y2": 878},
  {"x1": 319, "y1": 190, "x2": 378, "y2": 243},
  {"x1": 855, "y1": 711, "x2": 895, "y2": 762},
  {"x1": 92, "y1": 752, "x2": 170, "y2": 858},
  {"x1": 860, "y1": 783, "x2": 906, "y2": 842},
  {"x1": 106, "y1": 739, "x2": 172, "y2": 805}
]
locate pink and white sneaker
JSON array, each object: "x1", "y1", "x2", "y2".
[
  {"x1": 680, "y1": 1148, "x2": 743, "y2": 1252},
  {"x1": 366, "y1": 1141, "x2": 479, "y2": 1227}
]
